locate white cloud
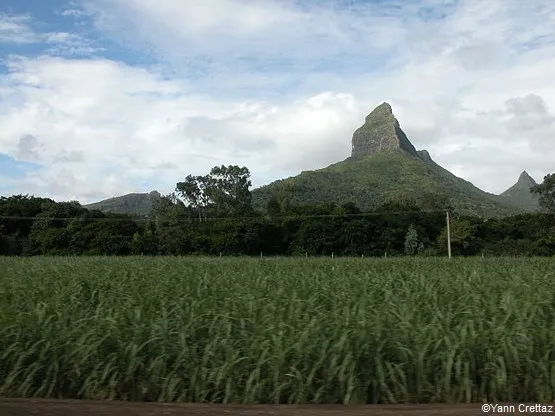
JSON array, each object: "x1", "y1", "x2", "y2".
[
  {"x1": 0, "y1": 14, "x2": 37, "y2": 44},
  {"x1": 1, "y1": 0, "x2": 555, "y2": 203},
  {"x1": 77, "y1": 0, "x2": 414, "y2": 77},
  {"x1": 58, "y1": 8, "x2": 88, "y2": 18},
  {"x1": 0, "y1": 56, "x2": 366, "y2": 202}
]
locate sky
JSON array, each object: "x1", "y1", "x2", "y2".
[{"x1": 0, "y1": 0, "x2": 554, "y2": 204}]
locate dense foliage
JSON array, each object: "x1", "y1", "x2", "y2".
[
  {"x1": 1, "y1": 198, "x2": 554, "y2": 257},
  {"x1": 532, "y1": 173, "x2": 555, "y2": 214},
  {"x1": 1, "y1": 165, "x2": 554, "y2": 257},
  {"x1": 1, "y1": 256, "x2": 555, "y2": 404}
]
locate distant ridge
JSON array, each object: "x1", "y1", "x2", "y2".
[{"x1": 84, "y1": 190, "x2": 161, "y2": 217}]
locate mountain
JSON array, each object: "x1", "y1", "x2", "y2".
[
  {"x1": 83, "y1": 102, "x2": 531, "y2": 219},
  {"x1": 500, "y1": 171, "x2": 540, "y2": 212},
  {"x1": 84, "y1": 190, "x2": 161, "y2": 217},
  {"x1": 251, "y1": 102, "x2": 523, "y2": 218}
]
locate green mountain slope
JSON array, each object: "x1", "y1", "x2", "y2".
[
  {"x1": 251, "y1": 149, "x2": 522, "y2": 218},
  {"x1": 84, "y1": 191, "x2": 161, "y2": 217}
]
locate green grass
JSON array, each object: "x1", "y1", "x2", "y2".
[{"x1": 1, "y1": 256, "x2": 555, "y2": 404}]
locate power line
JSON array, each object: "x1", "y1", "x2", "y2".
[
  {"x1": 0, "y1": 208, "x2": 468, "y2": 222},
  {"x1": 0, "y1": 215, "x2": 148, "y2": 222}
]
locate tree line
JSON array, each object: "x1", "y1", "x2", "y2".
[{"x1": 1, "y1": 166, "x2": 554, "y2": 257}]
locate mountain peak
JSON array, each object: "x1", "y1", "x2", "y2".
[
  {"x1": 518, "y1": 170, "x2": 536, "y2": 185},
  {"x1": 499, "y1": 170, "x2": 539, "y2": 211},
  {"x1": 351, "y1": 102, "x2": 417, "y2": 159},
  {"x1": 368, "y1": 101, "x2": 392, "y2": 116}
]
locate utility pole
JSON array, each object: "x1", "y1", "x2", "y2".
[{"x1": 446, "y1": 211, "x2": 452, "y2": 259}]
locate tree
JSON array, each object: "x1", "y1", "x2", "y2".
[
  {"x1": 404, "y1": 224, "x2": 423, "y2": 256},
  {"x1": 267, "y1": 195, "x2": 281, "y2": 217},
  {"x1": 151, "y1": 192, "x2": 184, "y2": 217},
  {"x1": 86, "y1": 213, "x2": 138, "y2": 255},
  {"x1": 175, "y1": 175, "x2": 211, "y2": 221},
  {"x1": 437, "y1": 219, "x2": 481, "y2": 256},
  {"x1": 65, "y1": 212, "x2": 138, "y2": 255},
  {"x1": 148, "y1": 193, "x2": 189, "y2": 254},
  {"x1": 0, "y1": 194, "x2": 55, "y2": 237},
  {"x1": 206, "y1": 165, "x2": 252, "y2": 216},
  {"x1": 27, "y1": 201, "x2": 87, "y2": 254},
  {"x1": 531, "y1": 173, "x2": 555, "y2": 214},
  {"x1": 376, "y1": 197, "x2": 421, "y2": 213},
  {"x1": 176, "y1": 165, "x2": 253, "y2": 220}
]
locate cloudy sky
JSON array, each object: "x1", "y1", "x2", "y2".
[{"x1": 1, "y1": 0, "x2": 554, "y2": 203}]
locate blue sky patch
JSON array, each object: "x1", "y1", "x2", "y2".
[{"x1": 0, "y1": 153, "x2": 41, "y2": 178}]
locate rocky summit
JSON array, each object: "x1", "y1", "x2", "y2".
[
  {"x1": 518, "y1": 171, "x2": 536, "y2": 188},
  {"x1": 351, "y1": 102, "x2": 418, "y2": 159},
  {"x1": 500, "y1": 171, "x2": 540, "y2": 212}
]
